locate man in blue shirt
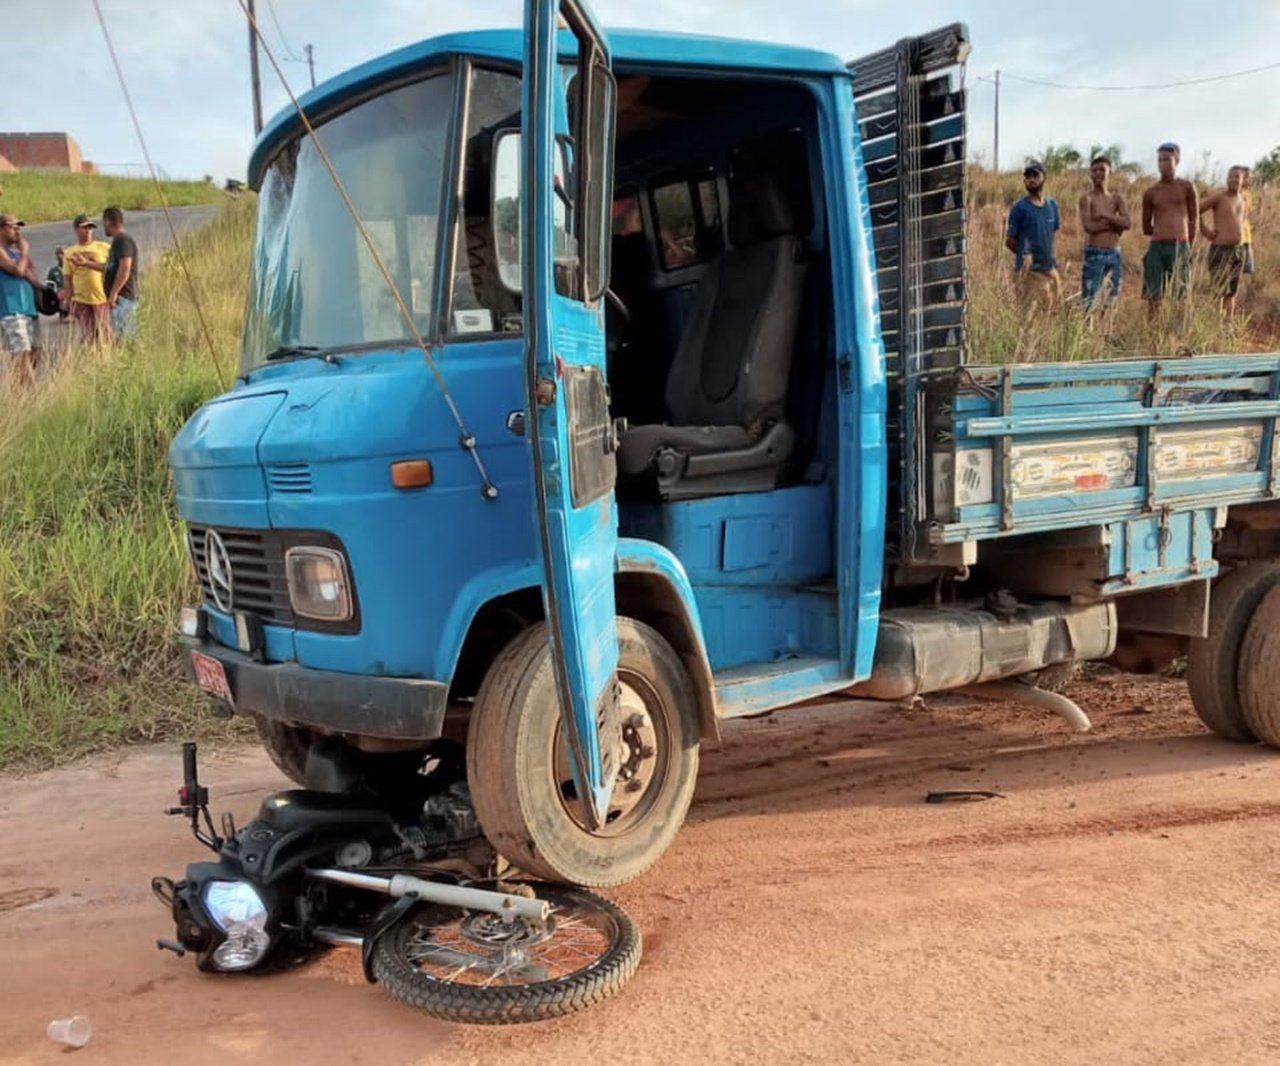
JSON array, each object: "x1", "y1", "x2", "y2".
[
  {"x1": 1005, "y1": 160, "x2": 1061, "y2": 310},
  {"x1": 0, "y1": 212, "x2": 40, "y2": 389}
]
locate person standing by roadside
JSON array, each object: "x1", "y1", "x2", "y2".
[
  {"x1": 46, "y1": 247, "x2": 69, "y2": 316},
  {"x1": 0, "y1": 212, "x2": 40, "y2": 388},
  {"x1": 1005, "y1": 160, "x2": 1061, "y2": 310},
  {"x1": 1240, "y1": 167, "x2": 1255, "y2": 280},
  {"x1": 63, "y1": 214, "x2": 111, "y2": 345},
  {"x1": 1199, "y1": 165, "x2": 1249, "y2": 317},
  {"x1": 1140, "y1": 142, "x2": 1198, "y2": 318},
  {"x1": 102, "y1": 206, "x2": 139, "y2": 338},
  {"x1": 1078, "y1": 156, "x2": 1131, "y2": 309}
]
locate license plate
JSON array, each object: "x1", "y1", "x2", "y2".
[{"x1": 191, "y1": 651, "x2": 234, "y2": 706}]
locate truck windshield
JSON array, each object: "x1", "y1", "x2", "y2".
[{"x1": 242, "y1": 72, "x2": 453, "y2": 371}]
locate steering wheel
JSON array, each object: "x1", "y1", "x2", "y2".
[{"x1": 604, "y1": 287, "x2": 631, "y2": 323}]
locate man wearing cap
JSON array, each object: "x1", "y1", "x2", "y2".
[
  {"x1": 1140, "y1": 142, "x2": 1198, "y2": 317},
  {"x1": 0, "y1": 212, "x2": 41, "y2": 388},
  {"x1": 64, "y1": 213, "x2": 112, "y2": 345},
  {"x1": 1005, "y1": 160, "x2": 1061, "y2": 310}
]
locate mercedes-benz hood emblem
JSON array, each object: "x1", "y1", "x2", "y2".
[{"x1": 204, "y1": 529, "x2": 234, "y2": 613}]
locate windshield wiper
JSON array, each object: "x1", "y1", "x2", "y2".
[{"x1": 264, "y1": 345, "x2": 323, "y2": 362}]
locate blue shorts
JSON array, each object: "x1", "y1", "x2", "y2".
[{"x1": 1081, "y1": 246, "x2": 1122, "y2": 307}]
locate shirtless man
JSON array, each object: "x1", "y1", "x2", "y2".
[
  {"x1": 1078, "y1": 156, "x2": 1131, "y2": 309},
  {"x1": 1200, "y1": 165, "x2": 1248, "y2": 315},
  {"x1": 1140, "y1": 142, "x2": 1198, "y2": 317}
]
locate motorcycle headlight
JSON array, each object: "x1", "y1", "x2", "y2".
[
  {"x1": 203, "y1": 880, "x2": 272, "y2": 971},
  {"x1": 284, "y1": 547, "x2": 353, "y2": 621}
]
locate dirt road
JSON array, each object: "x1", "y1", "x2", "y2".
[{"x1": 3, "y1": 671, "x2": 1280, "y2": 1065}]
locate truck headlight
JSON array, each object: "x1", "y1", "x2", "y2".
[
  {"x1": 204, "y1": 880, "x2": 272, "y2": 971},
  {"x1": 285, "y1": 546, "x2": 353, "y2": 621}
]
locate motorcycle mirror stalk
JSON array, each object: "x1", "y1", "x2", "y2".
[{"x1": 165, "y1": 741, "x2": 223, "y2": 851}]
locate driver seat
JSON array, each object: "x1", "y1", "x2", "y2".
[{"x1": 616, "y1": 172, "x2": 808, "y2": 500}]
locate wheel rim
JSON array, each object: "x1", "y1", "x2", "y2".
[
  {"x1": 551, "y1": 671, "x2": 670, "y2": 836},
  {"x1": 398, "y1": 888, "x2": 619, "y2": 988}
]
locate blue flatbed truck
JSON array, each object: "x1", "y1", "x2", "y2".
[{"x1": 170, "y1": 5, "x2": 1280, "y2": 887}]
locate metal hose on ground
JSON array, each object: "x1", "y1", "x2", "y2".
[{"x1": 954, "y1": 681, "x2": 1093, "y2": 733}]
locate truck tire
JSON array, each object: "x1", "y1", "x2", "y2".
[
  {"x1": 1186, "y1": 563, "x2": 1280, "y2": 741},
  {"x1": 1237, "y1": 584, "x2": 1280, "y2": 747},
  {"x1": 466, "y1": 618, "x2": 700, "y2": 888},
  {"x1": 254, "y1": 715, "x2": 312, "y2": 785}
]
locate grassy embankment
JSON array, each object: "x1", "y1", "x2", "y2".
[
  {"x1": 0, "y1": 171, "x2": 224, "y2": 225},
  {"x1": 0, "y1": 200, "x2": 252, "y2": 767},
  {"x1": 0, "y1": 167, "x2": 1278, "y2": 767},
  {"x1": 967, "y1": 166, "x2": 1279, "y2": 362}
]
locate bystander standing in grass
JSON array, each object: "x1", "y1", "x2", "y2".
[
  {"x1": 64, "y1": 214, "x2": 112, "y2": 345},
  {"x1": 1078, "y1": 156, "x2": 1130, "y2": 310},
  {"x1": 1240, "y1": 167, "x2": 1255, "y2": 281},
  {"x1": 102, "y1": 206, "x2": 139, "y2": 339},
  {"x1": 1199, "y1": 165, "x2": 1249, "y2": 317},
  {"x1": 1005, "y1": 160, "x2": 1061, "y2": 311},
  {"x1": 1141, "y1": 142, "x2": 1198, "y2": 318},
  {"x1": 0, "y1": 213, "x2": 40, "y2": 389}
]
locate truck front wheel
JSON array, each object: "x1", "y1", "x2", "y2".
[
  {"x1": 466, "y1": 618, "x2": 700, "y2": 888},
  {"x1": 254, "y1": 714, "x2": 313, "y2": 785}
]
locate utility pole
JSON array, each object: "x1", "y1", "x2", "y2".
[
  {"x1": 305, "y1": 44, "x2": 316, "y2": 89},
  {"x1": 247, "y1": 0, "x2": 264, "y2": 135},
  {"x1": 993, "y1": 68, "x2": 1000, "y2": 173}
]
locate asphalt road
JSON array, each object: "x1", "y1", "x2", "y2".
[
  {"x1": 16, "y1": 204, "x2": 222, "y2": 367},
  {"x1": 23, "y1": 204, "x2": 221, "y2": 282}
]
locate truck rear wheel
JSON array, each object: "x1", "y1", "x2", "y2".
[
  {"x1": 1237, "y1": 584, "x2": 1280, "y2": 747},
  {"x1": 466, "y1": 618, "x2": 700, "y2": 888},
  {"x1": 1186, "y1": 563, "x2": 1280, "y2": 741}
]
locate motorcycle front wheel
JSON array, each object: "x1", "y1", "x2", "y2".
[{"x1": 369, "y1": 881, "x2": 640, "y2": 1024}]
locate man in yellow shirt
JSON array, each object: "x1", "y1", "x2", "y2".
[{"x1": 64, "y1": 213, "x2": 111, "y2": 344}]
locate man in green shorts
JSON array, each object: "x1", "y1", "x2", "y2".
[
  {"x1": 1199, "y1": 165, "x2": 1248, "y2": 317},
  {"x1": 1140, "y1": 142, "x2": 1198, "y2": 318}
]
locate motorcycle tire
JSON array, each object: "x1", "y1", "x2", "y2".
[{"x1": 369, "y1": 881, "x2": 641, "y2": 1024}]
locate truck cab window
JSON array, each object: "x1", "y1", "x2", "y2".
[{"x1": 651, "y1": 173, "x2": 722, "y2": 271}]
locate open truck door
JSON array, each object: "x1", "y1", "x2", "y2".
[{"x1": 521, "y1": 0, "x2": 620, "y2": 830}]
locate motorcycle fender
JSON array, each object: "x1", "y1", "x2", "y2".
[{"x1": 361, "y1": 893, "x2": 420, "y2": 983}]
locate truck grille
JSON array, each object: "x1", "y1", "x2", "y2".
[{"x1": 187, "y1": 525, "x2": 295, "y2": 625}]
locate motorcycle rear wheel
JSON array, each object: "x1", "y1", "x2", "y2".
[{"x1": 369, "y1": 881, "x2": 640, "y2": 1024}]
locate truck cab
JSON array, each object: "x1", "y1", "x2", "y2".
[{"x1": 172, "y1": 2, "x2": 1280, "y2": 887}]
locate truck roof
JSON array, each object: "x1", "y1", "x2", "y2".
[{"x1": 249, "y1": 27, "x2": 849, "y2": 181}]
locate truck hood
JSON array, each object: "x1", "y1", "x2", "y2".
[{"x1": 169, "y1": 390, "x2": 287, "y2": 528}]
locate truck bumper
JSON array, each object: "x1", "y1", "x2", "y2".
[{"x1": 180, "y1": 638, "x2": 449, "y2": 740}]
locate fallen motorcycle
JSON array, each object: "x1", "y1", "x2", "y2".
[{"x1": 152, "y1": 743, "x2": 640, "y2": 1024}]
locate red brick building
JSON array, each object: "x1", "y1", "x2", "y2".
[{"x1": 0, "y1": 133, "x2": 86, "y2": 172}]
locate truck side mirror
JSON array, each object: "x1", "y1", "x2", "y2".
[{"x1": 491, "y1": 130, "x2": 578, "y2": 296}]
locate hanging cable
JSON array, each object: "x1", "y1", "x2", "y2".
[
  {"x1": 90, "y1": 0, "x2": 228, "y2": 388},
  {"x1": 998, "y1": 61, "x2": 1280, "y2": 92},
  {"x1": 263, "y1": 0, "x2": 304, "y2": 62},
  {"x1": 234, "y1": 0, "x2": 499, "y2": 500}
]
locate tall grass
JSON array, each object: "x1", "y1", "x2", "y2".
[
  {"x1": 0, "y1": 200, "x2": 252, "y2": 767},
  {"x1": 967, "y1": 167, "x2": 1279, "y2": 363},
  {"x1": 1, "y1": 171, "x2": 224, "y2": 225}
]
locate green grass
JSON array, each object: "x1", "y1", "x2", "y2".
[
  {"x1": 0, "y1": 200, "x2": 254, "y2": 767},
  {"x1": 0, "y1": 171, "x2": 224, "y2": 225}
]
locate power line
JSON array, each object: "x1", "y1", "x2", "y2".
[
  {"x1": 90, "y1": 0, "x2": 227, "y2": 387},
  {"x1": 263, "y1": 0, "x2": 302, "y2": 62},
  {"x1": 998, "y1": 60, "x2": 1280, "y2": 92}
]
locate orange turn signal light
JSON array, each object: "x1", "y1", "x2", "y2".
[{"x1": 390, "y1": 459, "x2": 434, "y2": 489}]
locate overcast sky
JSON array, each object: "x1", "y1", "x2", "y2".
[{"x1": 2, "y1": 0, "x2": 1278, "y2": 184}]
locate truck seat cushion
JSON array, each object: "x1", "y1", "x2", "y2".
[{"x1": 617, "y1": 424, "x2": 751, "y2": 477}]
